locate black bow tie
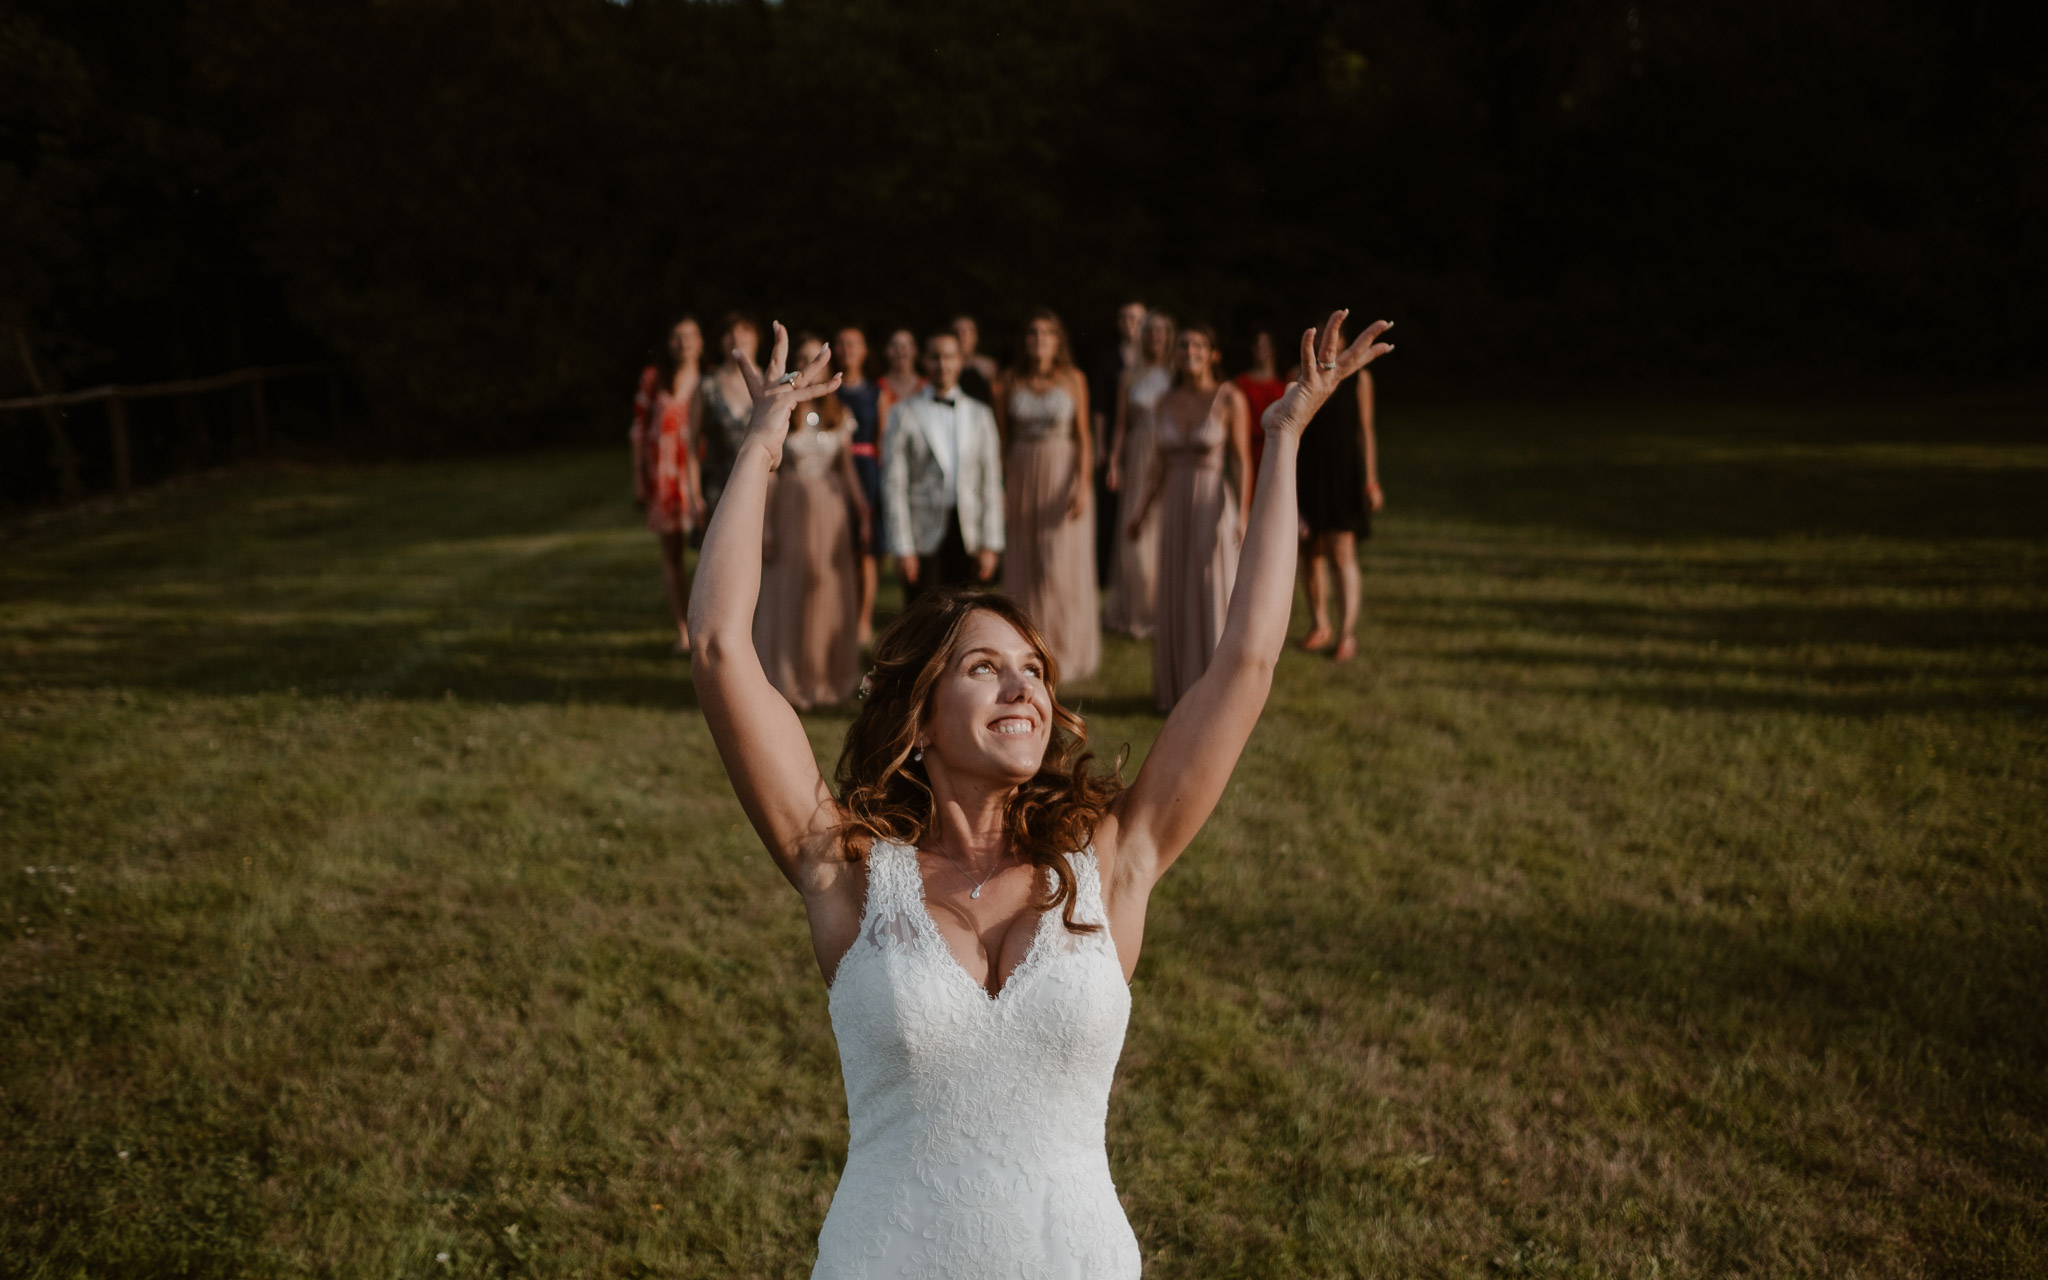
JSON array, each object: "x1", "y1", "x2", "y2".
[{"x1": 933, "y1": 396, "x2": 956, "y2": 407}]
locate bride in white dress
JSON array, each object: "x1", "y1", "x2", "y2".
[{"x1": 689, "y1": 314, "x2": 1394, "y2": 1278}]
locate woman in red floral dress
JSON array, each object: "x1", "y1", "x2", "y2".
[{"x1": 631, "y1": 317, "x2": 708, "y2": 653}]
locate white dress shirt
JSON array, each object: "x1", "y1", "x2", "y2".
[{"x1": 926, "y1": 388, "x2": 961, "y2": 506}]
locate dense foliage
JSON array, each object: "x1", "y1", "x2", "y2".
[{"x1": 4, "y1": 0, "x2": 2042, "y2": 465}]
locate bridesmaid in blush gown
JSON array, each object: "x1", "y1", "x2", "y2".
[
  {"x1": 996, "y1": 309, "x2": 1099, "y2": 682},
  {"x1": 753, "y1": 335, "x2": 871, "y2": 708},
  {"x1": 1103, "y1": 310, "x2": 1175, "y2": 638},
  {"x1": 1126, "y1": 325, "x2": 1252, "y2": 711}
]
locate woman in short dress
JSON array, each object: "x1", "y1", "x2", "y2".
[
  {"x1": 630, "y1": 316, "x2": 708, "y2": 653},
  {"x1": 1296, "y1": 324, "x2": 1382, "y2": 663},
  {"x1": 753, "y1": 334, "x2": 872, "y2": 708},
  {"x1": 697, "y1": 313, "x2": 760, "y2": 516},
  {"x1": 1126, "y1": 325, "x2": 1252, "y2": 710},
  {"x1": 832, "y1": 326, "x2": 885, "y2": 646},
  {"x1": 1102, "y1": 310, "x2": 1175, "y2": 638},
  {"x1": 994, "y1": 309, "x2": 1098, "y2": 682}
]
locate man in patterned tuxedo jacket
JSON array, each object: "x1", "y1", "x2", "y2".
[{"x1": 880, "y1": 331, "x2": 1006, "y2": 604}]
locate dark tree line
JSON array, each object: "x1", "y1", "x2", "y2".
[{"x1": 4, "y1": 0, "x2": 2041, "y2": 497}]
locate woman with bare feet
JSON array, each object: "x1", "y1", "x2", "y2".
[
  {"x1": 1296, "y1": 321, "x2": 1383, "y2": 662},
  {"x1": 833, "y1": 326, "x2": 884, "y2": 646},
  {"x1": 688, "y1": 312, "x2": 1392, "y2": 1276},
  {"x1": 630, "y1": 316, "x2": 708, "y2": 653}
]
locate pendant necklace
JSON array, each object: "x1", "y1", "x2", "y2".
[{"x1": 933, "y1": 843, "x2": 1007, "y2": 899}]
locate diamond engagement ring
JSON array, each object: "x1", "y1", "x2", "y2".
[
  {"x1": 1319, "y1": 360, "x2": 1338, "y2": 371},
  {"x1": 775, "y1": 371, "x2": 801, "y2": 386}
]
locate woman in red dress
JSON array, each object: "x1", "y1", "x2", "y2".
[
  {"x1": 1233, "y1": 329, "x2": 1288, "y2": 491},
  {"x1": 631, "y1": 316, "x2": 708, "y2": 653}
]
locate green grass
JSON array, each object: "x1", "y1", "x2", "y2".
[{"x1": 3, "y1": 395, "x2": 2044, "y2": 1278}]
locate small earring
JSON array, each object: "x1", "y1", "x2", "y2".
[{"x1": 914, "y1": 745, "x2": 924, "y2": 763}]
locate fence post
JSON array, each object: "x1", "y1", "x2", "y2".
[
  {"x1": 11, "y1": 327, "x2": 82, "y2": 498},
  {"x1": 248, "y1": 376, "x2": 271, "y2": 458},
  {"x1": 109, "y1": 394, "x2": 133, "y2": 494}
]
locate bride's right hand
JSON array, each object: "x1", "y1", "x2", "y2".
[
  {"x1": 734, "y1": 321, "x2": 844, "y2": 470},
  {"x1": 1261, "y1": 310, "x2": 1393, "y2": 440}
]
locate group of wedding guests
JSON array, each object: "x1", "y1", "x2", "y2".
[{"x1": 630, "y1": 304, "x2": 1382, "y2": 712}]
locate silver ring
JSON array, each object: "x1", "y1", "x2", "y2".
[
  {"x1": 1319, "y1": 360, "x2": 1338, "y2": 371},
  {"x1": 774, "y1": 371, "x2": 801, "y2": 387}
]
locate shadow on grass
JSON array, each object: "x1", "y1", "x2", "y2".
[
  {"x1": 1166, "y1": 881, "x2": 2048, "y2": 1172},
  {"x1": 1389, "y1": 397, "x2": 2048, "y2": 544}
]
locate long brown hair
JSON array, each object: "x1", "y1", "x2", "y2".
[
  {"x1": 835, "y1": 589, "x2": 1122, "y2": 933},
  {"x1": 1008, "y1": 307, "x2": 1074, "y2": 378}
]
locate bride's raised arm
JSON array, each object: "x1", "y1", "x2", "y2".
[
  {"x1": 1106, "y1": 310, "x2": 1393, "y2": 886},
  {"x1": 686, "y1": 323, "x2": 846, "y2": 881}
]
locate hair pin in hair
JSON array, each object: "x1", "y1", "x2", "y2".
[{"x1": 856, "y1": 670, "x2": 874, "y2": 699}]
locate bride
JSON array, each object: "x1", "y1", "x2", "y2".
[{"x1": 689, "y1": 313, "x2": 1393, "y2": 1278}]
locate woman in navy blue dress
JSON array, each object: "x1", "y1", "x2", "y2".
[{"x1": 833, "y1": 327, "x2": 884, "y2": 646}]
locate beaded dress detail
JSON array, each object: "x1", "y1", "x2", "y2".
[{"x1": 812, "y1": 840, "x2": 1141, "y2": 1279}]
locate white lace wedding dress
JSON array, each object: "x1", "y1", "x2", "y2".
[{"x1": 812, "y1": 839, "x2": 1143, "y2": 1279}]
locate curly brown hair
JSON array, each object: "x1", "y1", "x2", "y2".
[{"x1": 834, "y1": 588, "x2": 1122, "y2": 933}]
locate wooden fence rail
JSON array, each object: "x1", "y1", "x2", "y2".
[{"x1": 0, "y1": 362, "x2": 339, "y2": 494}]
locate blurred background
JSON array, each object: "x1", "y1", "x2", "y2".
[{"x1": 4, "y1": 0, "x2": 2042, "y2": 506}]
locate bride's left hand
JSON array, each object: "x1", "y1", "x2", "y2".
[
  {"x1": 1262, "y1": 310, "x2": 1393, "y2": 440},
  {"x1": 734, "y1": 321, "x2": 844, "y2": 470}
]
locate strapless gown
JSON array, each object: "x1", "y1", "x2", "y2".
[{"x1": 812, "y1": 840, "x2": 1142, "y2": 1279}]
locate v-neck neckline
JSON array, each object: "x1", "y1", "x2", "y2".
[{"x1": 907, "y1": 844, "x2": 1055, "y2": 1003}]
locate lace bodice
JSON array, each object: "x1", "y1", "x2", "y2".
[
  {"x1": 782, "y1": 423, "x2": 846, "y2": 479},
  {"x1": 813, "y1": 841, "x2": 1141, "y2": 1279},
  {"x1": 1008, "y1": 383, "x2": 1077, "y2": 443}
]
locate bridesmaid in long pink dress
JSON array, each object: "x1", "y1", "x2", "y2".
[
  {"x1": 1125, "y1": 325, "x2": 1252, "y2": 711},
  {"x1": 1103, "y1": 311, "x2": 1176, "y2": 638},
  {"x1": 753, "y1": 335, "x2": 872, "y2": 709},
  {"x1": 994, "y1": 309, "x2": 1098, "y2": 682}
]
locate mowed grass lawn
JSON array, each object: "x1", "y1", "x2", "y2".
[{"x1": 3, "y1": 396, "x2": 2044, "y2": 1279}]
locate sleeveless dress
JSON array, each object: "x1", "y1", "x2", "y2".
[
  {"x1": 1297, "y1": 371, "x2": 1371, "y2": 539},
  {"x1": 838, "y1": 381, "x2": 884, "y2": 555},
  {"x1": 1232, "y1": 372, "x2": 1286, "y2": 490},
  {"x1": 697, "y1": 376, "x2": 753, "y2": 514},
  {"x1": 814, "y1": 841, "x2": 1141, "y2": 1280},
  {"x1": 753, "y1": 424, "x2": 861, "y2": 708},
  {"x1": 1105, "y1": 366, "x2": 1172, "y2": 638},
  {"x1": 1151, "y1": 389, "x2": 1240, "y2": 712},
  {"x1": 1002, "y1": 382, "x2": 1100, "y2": 682},
  {"x1": 630, "y1": 366, "x2": 698, "y2": 535}
]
